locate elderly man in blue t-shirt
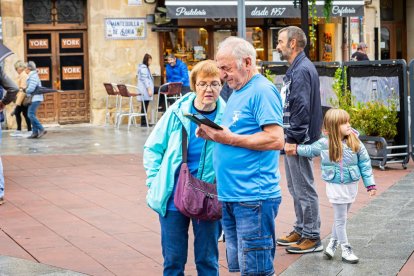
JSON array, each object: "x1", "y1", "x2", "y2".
[{"x1": 197, "y1": 36, "x2": 284, "y2": 276}]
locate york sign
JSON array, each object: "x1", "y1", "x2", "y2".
[
  {"x1": 61, "y1": 38, "x2": 81, "y2": 49},
  {"x1": 62, "y1": 66, "x2": 82, "y2": 80},
  {"x1": 29, "y1": 39, "x2": 49, "y2": 49}
]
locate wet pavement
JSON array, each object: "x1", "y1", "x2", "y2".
[{"x1": 0, "y1": 124, "x2": 413, "y2": 275}]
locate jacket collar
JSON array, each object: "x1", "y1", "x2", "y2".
[{"x1": 287, "y1": 51, "x2": 306, "y2": 74}]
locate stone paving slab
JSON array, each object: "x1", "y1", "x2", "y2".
[
  {"x1": 0, "y1": 256, "x2": 87, "y2": 276},
  {"x1": 280, "y1": 171, "x2": 414, "y2": 276}
]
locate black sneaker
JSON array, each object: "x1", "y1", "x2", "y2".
[
  {"x1": 27, "y1": 132, "x2": 39, "y2": 139},
  {"x1": 37, "y1": 130, "x2": 47, "y2": 138}
]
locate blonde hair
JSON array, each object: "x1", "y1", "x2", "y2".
[
  {"x1": 323, "y1": 108, "x2": 360, "y2": 162},
  {"x1": 190, "y1": 60, "x2": 221, "y2": 92},
  {"x1": 14, "y1": 60, "x2": 27, "y2": 70}
]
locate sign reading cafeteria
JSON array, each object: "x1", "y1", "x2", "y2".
[
  {"x1": 29, "y1": 39, "x2": 48, "y2": 49},
  {"x1": 37, "y1": 67, "x2": 50, "y2": 81},
  {"x1": 62, "y1": 66, "x2": 82, "y2": 80},
  {"x1": 61, "y1": 38, "x2": 81, "y2": 48}
]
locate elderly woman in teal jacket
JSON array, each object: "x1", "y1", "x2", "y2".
[{"x1": 143, "y1": 60, "x2": 225, "y2": 276}]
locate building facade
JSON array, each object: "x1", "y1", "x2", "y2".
[{"x1": 0, "y1": 0, "x2": 412, "y2": 127}]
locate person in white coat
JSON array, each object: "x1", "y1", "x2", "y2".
[{"x1": 137, "y1": 53, "x2": 154, "y2": 127}]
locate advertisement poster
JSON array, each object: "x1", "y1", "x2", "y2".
[
  {"x1": 350, "y1": 76, "x2": 400, "y2": 111},
  {"x1": 105, "y1": 18, "x2": 146, "y2": 40}
]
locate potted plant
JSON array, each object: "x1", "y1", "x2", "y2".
[{"x1": 329, "y1": 67, "x2": 399, "y2": 162}]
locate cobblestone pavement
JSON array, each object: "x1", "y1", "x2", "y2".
[{"x1": 0, "y1": 125, "x2": 413, "y2": 275}]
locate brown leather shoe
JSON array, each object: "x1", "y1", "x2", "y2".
[
  {"x1": 277, "y1": 231, "x2": 301, "y2": 246},
  {"x1": 286, "y1": 238, "x2": 324, "y2": 254},
  {"x1": 0, "y1": 197, "x2": 4, "y2": 205}
]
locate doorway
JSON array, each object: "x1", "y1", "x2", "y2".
[{"x1": 25, "y1": 31, "x2": 89, "y2": 124}]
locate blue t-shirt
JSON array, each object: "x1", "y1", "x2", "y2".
[
  {"x1": 213, "y1": 74, "x2": 283, "y2": 202},
  {"x1": 167, "y1": 103, "x2": 217, "y2": 210}
]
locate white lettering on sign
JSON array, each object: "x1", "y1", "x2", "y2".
[
  {"x1": 332, "y1": 6, "x2": 356, "y2": 16},
  {"x1": 29, "y1": 39, "x2": 49, "y2": 49},
  {"x1": 37, "y1": 67, "x2": 50, "y2": 81},
  {"x1": 176, "y1": 7, "x2": 207, "y2": 16},
  {"x1": 62, "y1": 66, "x2": 82, "y2": 80},
  {"x1": 270, "y1": 8, "x2": 286, "y2": 16},
  {"x1": 62, "y1": 38, "x2": 81, "y2": 48},
  {"x1": 251, "y1": 7, "x2": 269, "y2": 16}
]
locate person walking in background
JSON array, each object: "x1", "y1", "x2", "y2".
[
  {"x1": 137, "y1": 53, "x2": 154, "y2": 127},
  {"x1": 143, "y1": 60, "x2": 225, "y2": 276},
  {"x1": 275, "y1": 26, "x2": 324, "y2": 254},
  {"x1": 10, "y1": 60, "x2": 31, "y2": 137},
  {"x1": 0, "y1": 59, "x2": 19, "y2": 205},
  {"x1": 295, "y1": 108, "x2": 377, "y2": 263},
  {"x1": 197, "y1": 36, "x2": 285, "y2": 276},
  {"x1": 351, "y1": 42, "x2": 369, "y2": 61},
  {"x1": 26, "y1": 61, "x2": 46, "y2": 139}
]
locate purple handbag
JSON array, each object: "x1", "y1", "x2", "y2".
[{"x1": 174, "y1": 128, "x2": 222, "y2": 221}]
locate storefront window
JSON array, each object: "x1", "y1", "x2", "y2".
[
  {"x1": 246, "y1": 27, "x2": 265, "y2": 63},
  {"x1": 162, "y1": 28, "x2": 209, "y2": 70}
]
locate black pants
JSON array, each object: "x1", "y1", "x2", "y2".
[
  {"x1": 141, "y1": 100, "x2": 150, "y2": 126},
  {"x1": 15, "y1": 105, "x2": 31, "y2": 131}
]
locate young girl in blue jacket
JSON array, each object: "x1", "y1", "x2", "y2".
[{"x1": 296, "y1": 108, "x2": 377, "y2": 264}]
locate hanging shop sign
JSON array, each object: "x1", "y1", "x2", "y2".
[
  {"x1": 105, "y1": 18, "x2": 146, "y2": 40},
  {"x1": 165, "y1": 0, "x2": 365, "y2": 19}
]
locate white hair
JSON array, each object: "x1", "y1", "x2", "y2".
[
  {"x1": 217, "y1": 36, "x2": 256, "y2": 69},
  {"x1": 27, "y1": 61, "x2": 37, "y2": 71}
]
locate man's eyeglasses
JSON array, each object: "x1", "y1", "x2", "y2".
[{"x1": 196, "y1": 81, "x2": 222, "y2": 90}]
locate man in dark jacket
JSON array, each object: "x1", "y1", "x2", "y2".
[
  {"x1": 275, "y1": 26, "x2": 323, "y2": 253},
  {"x1": 0, "y1": 61, "x2": 19, "y2": 205}
]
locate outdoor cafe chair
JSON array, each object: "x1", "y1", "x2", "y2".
[
  {"x1": 116, "y1": 84, "x2": 149, "y2": 130},
  {"x1": 155, "y1": 82, "x2": 183, "y2": 121},
  {"x1": 103, "y1": 83, "x2": 121, "y2": 126}
]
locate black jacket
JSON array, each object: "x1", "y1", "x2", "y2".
[
  {"x1": 0, "y1": 65, "x2": 18, "y2": 105},
  {"x1": 283, "y1": 52, "x2": 322, "y2": 145}
]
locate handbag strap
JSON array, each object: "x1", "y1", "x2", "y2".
[{"x1": 182, "y1": 127, "x2": 188, "y2": 163}]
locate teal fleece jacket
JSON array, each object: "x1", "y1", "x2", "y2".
[{"x1": 143, "y1": 93, "x2": 226, "y2": 216}]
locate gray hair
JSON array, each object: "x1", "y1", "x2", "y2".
[
  {"x1": 166, "y1": 53, "x2": 176, "y2": 59},
  {"x1": 278, "y1": 26, "x2": 307, "y2": 50},
  {"x1": 14, "y1": 60, "x2": 27, "y2": 70},
  {"x1": 26, "y1": 61, "x2": 37, "y2": 71},
  {"x1": 217, "y1": 36, "x2": 256, "y2": 69}
]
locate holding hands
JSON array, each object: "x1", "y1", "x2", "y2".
[{"x1": 284, "y1": 142, "x2": 297, "y2": 155}]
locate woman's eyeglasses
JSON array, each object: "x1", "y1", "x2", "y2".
[{"x1": 196, "y1": 81, "x2": 222, "y2": 90}]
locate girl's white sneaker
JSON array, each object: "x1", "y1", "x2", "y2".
[
  {"x1": 341, "y1": 243, "x2": 359, "y2": 264},
  {"x1": 324, "y1": 238, "x2": 339, "y2": 259}
]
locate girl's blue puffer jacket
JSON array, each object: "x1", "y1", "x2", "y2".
[{"x1": 297, "y1": 136, "x2": 375, "y2": 187}]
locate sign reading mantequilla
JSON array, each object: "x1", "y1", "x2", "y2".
[
  {"x1": 62, "y1": 66, "x2": 82, "y2": 80},
  {"x1": 29, "y1": 39, "x2": 49, "y2": 49}
]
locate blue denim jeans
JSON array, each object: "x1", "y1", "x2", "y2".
[
  {"x1": 159, "y1": 210, "x2": 221, "y2": 276},
  {"x1": 28, "y1": 101, "x2": 44, "y2": 135},
  {"x1": 222, "y1": 198, "x2": 281, "y2": 276}
]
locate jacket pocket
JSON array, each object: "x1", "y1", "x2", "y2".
[
  {"x1": 322, "y1": 167, "x2": 336, "y2": 181},
  {"x1": 348, "y1": 166, "x2": 361, "y2": 181}
]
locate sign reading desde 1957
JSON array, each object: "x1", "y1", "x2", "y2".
[
  {"x1": 61, "y1": 38, "x2": 81, "y2": 48},
  {"x1": 37, "y1": 67, "x2": 50, "y2": 81},
  {"x1": 29, "y1": 39, "x2": 49, "y2": 49},
  {"x1": 62, "y1": 66, "x2": 82, "y2": 80}
]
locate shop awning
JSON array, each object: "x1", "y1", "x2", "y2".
[{"x1": 165, "y1": 0, "x2": 365, "y2": 19}]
